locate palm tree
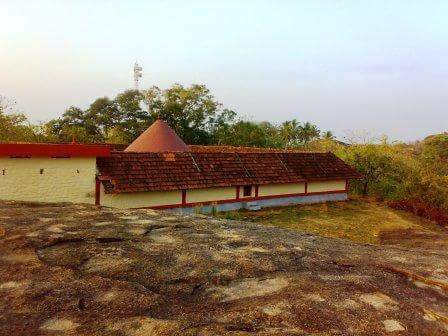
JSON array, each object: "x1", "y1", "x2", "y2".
[
  {"x1": 299, "y1": 122, "x2": 320, "y2": 144},
  {"x1": 322, "y1": 130, "x2": 335, "y2": 140},
  {"x1": 279, "y1": 119, "x2": 301, "y2": 148}
]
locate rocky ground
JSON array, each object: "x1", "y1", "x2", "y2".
[{"x1": 0, "y1": 201, "x2": 448, "y2": 335}]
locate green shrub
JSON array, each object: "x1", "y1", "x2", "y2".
[{"x1": 306, "y1": 137, "x2": 448, "y2": 211}]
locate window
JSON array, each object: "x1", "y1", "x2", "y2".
[{"x1": 243, "y1": 185, "x2": 252, "y2": 197}]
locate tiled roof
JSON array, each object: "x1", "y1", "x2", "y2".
[{"x1": 97, "y1": 151, "x2": 362, "y2": 193}]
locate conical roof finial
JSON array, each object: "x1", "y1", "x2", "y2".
[{"x1": 125, "y1": 119, "x2": 190, "y2": 152}]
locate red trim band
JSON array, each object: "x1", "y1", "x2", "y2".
[{"x1": 0, "y1": 143, "x2": 111, "y2": 158}]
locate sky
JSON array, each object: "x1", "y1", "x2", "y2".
[{"x1": 1, "y1": 0, "x2": 447, "y2": 142}]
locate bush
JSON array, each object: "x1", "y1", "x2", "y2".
[
  {"x1": 388, "y1": 199, "x2": 448, "y2": 227},
  {"x1": 306, "y1": 137, "x2": 448, "y2": 211}
]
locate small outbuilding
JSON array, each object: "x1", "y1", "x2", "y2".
[{"x1": 0, "y1": 120, "x2": 361, "y2": 212}]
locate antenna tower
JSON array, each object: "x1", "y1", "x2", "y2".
[{"x1": 133, "y1": 62, "x2": 143, "y2": 90}]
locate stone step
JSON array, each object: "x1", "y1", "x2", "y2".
[{"x1": 245, "y1": 201, "x2": 261, "y2": 211}]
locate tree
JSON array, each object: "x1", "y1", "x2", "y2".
[
  {"x1": 45, "y1": 106, "x2": 101, "y2": 143},
  {"x1": 422, "y1": 133, "x2": 448, "y2": 164},
  {"x1": 114, "y1": 90, "x2": 151, "y2": 143},
  {"x1": 299, "y1": 121, "x2": 320, "y2": 144},
  {"x1": 278, "y1": 119, "x2": 321, "y2": 148},
  {"x1": 0, "y1": 96, "x2": 37, "y2": 142},
  {"x1": 338, "y1": 144, "x2": 420, "y2": 199},
  {"x1": 214, "y1": 120, "x2": 281, "y2": 148},
  {"x1": 143, "y1": 84, "x2": 236, "y2": 144},
  {"x1": 344, "y1": 130, "x2": 378, "y2": 145},
  {"x1": 418, "y1": 133, "x2": 448, "y2": 207},
  {"x1": 322, "y1": 131, "x2": 334, "y2": 140},
  {"x1": 304, "y1": 138, "x2": 345, "y2": 153},
  {"x1": 45, "y1": 90, "x2": 149, "y2": 143},
  {"x1": 86, "y1": 97, "x2": 120, "y2": 139},
  {"x1": 45, "y1": 84, "x2": 235, "y2": 145},
  {"x1": 279, "y1": 119, "x2": 302, "y2": 147}
]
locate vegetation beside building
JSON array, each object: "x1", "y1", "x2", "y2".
[
  {"x1": 217, "y1": 197, "x2": 446, "y2": 244},
  {"x1": 304, "y1": 135, "x2": 448, "y2": 211}
]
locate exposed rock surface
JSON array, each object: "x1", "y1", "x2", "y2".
[{"x1": 0, "y1": 201, "x2": 448, "y2": 335}]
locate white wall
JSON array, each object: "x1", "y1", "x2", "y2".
[{"x1": 0, "y1": 157, "x2": 96, "y2": 203}]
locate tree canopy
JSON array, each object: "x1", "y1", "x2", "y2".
[
  {"x1": 214, "y1": 121, "x2": 281, "y2": 148},
  {"x1": 0, "y1": 96, "x2": 42, "y2": 142},
  {"x1": 143, "y1": 84, "x2": 236, "y2": 145},
  {"x1": 35, "y1": 84, "x2": 324, "y2": 148},
  {"x1": 43, "y1": 85, "x2": 239, "y2": 145}
]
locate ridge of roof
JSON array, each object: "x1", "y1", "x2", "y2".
[{"x1": 188, "y1": 145, "x2": 314, "y2": 153}]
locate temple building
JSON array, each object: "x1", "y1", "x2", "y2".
[{"x1": 0, "y1": 120, "x2": 361, "y2": 212}]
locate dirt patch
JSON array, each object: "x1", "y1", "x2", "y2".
[
  {"x1": 210, "y1": 277, "x2": 290, "y2": 302},
  {"x1": 108, "y1": 317, "x2": 181, "y2": 336},
  {"x1": 358, "y1": 292, "x2": 399, "y2": 311},
  {"x1": 382, "y1": 319, "x2": 405, "y2": 332},
  {"x1": 82, "y1": 256, "x2": 133, "y2": 274},
  {"x1": 40, "y1": 318, "x2": 80, "y2": 332},
  {"x1": 380, "y1": 228, "x2": 448, "y2": 250}
]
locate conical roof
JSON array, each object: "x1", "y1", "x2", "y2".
[{"x1": 125, "y1": 120, "x2": 190, "y2": 152}]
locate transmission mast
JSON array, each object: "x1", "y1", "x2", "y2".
[{"x1": 133, "y1": 62, "x2": 143, "y2": 91}]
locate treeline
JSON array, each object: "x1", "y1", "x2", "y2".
[
  {"x1": 1, "y1": 85, "x2": 447, "y2": 211},
  {"x1": 0, "y1": 85, "x2": 331, "y2": 147}
]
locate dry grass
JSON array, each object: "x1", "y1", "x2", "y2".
[{"x1": 218, "y1": 196, "x2": 444, "y2": 244}]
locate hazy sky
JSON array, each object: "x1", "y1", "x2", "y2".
[{"x1": 1, "y1": 1, "x2": 447, "y2": 141}]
